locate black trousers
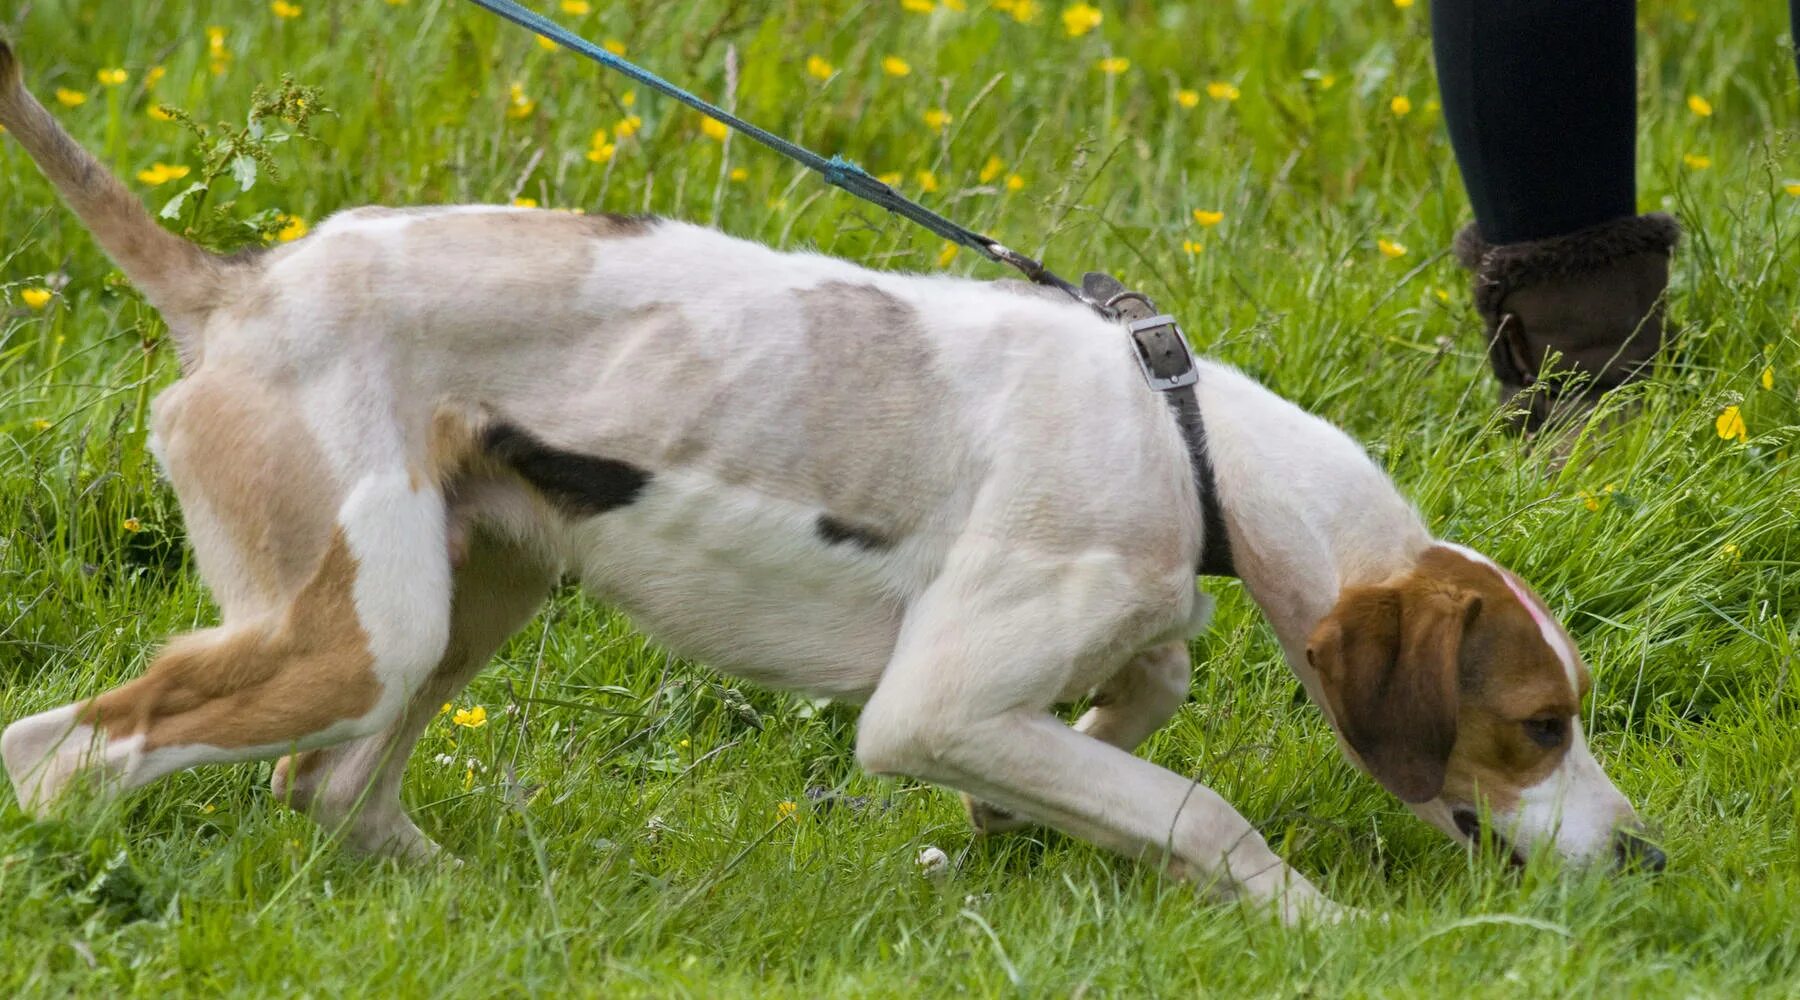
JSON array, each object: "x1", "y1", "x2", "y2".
[{"x1": 1431, "y1": 0, "x2": 1800, "y2": 245}]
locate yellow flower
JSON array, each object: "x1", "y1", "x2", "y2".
[
  {"x1": 678, "y1": 738, "x2": 690, "y2": 748},
  {"x1": 1683, "y1": 153, "x2": 1711, "y2": 171},
  {"x1": 32, "y1": 418, "x2": 52, "y2": 431},
  {"x1": 122, "y1": 517, "x2": 143, "y2": 533},
  {"x1": 1579, "y1": 490, "x2": 1600, "y2": 512},
  {"x1": 1687, "y1": 94, "x2": 1713, "y2": 117},
  {"x1": 1720, "y1": 542, "x2": 1742, "y2": 562},
  {"x1": 1007, "y1": 0, "x2": 1039, "y2": 23},
  {"x1": 21, "y1": 288, "x2": 52, "y2": 310},
  {"x1": 1393, "y1": 0, "x2": 1414, "y2": 7},
  {"x1": 1006, "y1": 174, "x2": 1025, "y2": 191},
  {"x1": 277, "y1": 214, "x2": 309, "y2": 242},
  {"x1": 902, "y1": 0, "x2": 935, "y2": 12},
  {"x1": 917, "y1": 170, "x2": 939, "y2": 193},
  {"x1": 806, "y1": 55, "x2": 835, "y2": 80},
  {"x1": 537, "y1": 35, "x2": 558, "y2": 52},
  {"x1": 439, "y1": 703, "x2": 453, "y2": 716},
  {"x1": 776, "y1": 800, "x2": 798, "y2": 820},
  {"x1": 145, "y1": 65, "x2": 166, "y2": 87},
  {"x1": 55, "y1": 88, "x2": 88, "y2": 107},
  {"x1": 135, "y1": 162, "x2": 191, "y2": 186},
  {"x1": 1390, "y1": 95, "x2": 1412, "y2": 117},
  {"x1": 613, "y1": 114, "x2": 643, "y2": 139},
  {"x1": 944, "y1": 0, "x2": 967, "y2": 9},
  {"x1": 560, "y1": 0, "x2": 591, "y2": 13},
  {"x1": 586, "y1": 139, "x2": 617, "y2": 163},
  {"x1": 979, "y1": 155, "x2": 1004, "y2": 183},
  {"x1": 1434, "y1": 287, "x2": 1451, "y2": 303},
  {"x1": 452, "y1": 705, "x2": 488, "y2": 729},
  {"x1": 729, "y1": 167, "x2": 748, "y2": 182},
  {"x1": 1784, "y1": 181, "x2": 1800, "y2": 196},
  {"x1": 1762, "y1": 366, "x2": 1774, "y2": 390},
  {"x1": 1096, "y1": 57, "x2": 1129, "y2": 75},
  {"x1": 207, "y1": 26, "x2": 229, "y2": 52},
  {"x1": 513, "y1": 197, "x2": 538, "y2": 208},
  {"x1": 387, "y1": 0, "x2": 409, "y2": 5},
  {"x1": 882, "y1": 56, "x2": 912, "y2": 77},
  {"x1": 144, "y1": 104, "x2": 172, "y2": 121},
  {"x1": 1176, "y1": 88, "x2": 1199, "y2": 109},
  {"x1": 271, "y1": 1, "x2": 302, "y2": 19},
  {"x1": 923, "y1": 108, "x2": 951, "y2": 132},
  {"x1": 1061, "y1": 3, "x2": 1102, "y2": 37},
  {"x1": 937, "y1": 242, "x2": 959, "y2": 267},
  {"x1": 1377, "y1": 238, "x2": 1408, "y2": 258},
  {"x1": 1205, "y1": 81, "x2": 1240, "y2": 102},
  {"x1": 701, "y1": 117, "x2": 729, "y2": 141},
  {"x1": 877, "y1": 171, "x2": 903, "y2": 186},
  {"x1": 1182, "y1": 239, "x2": 1204, "y2": 255},
  {"x1": 506, "y1": 82, "x2": 536, "y2": 120},
  {"x1": 621, "y1": 90, "x2": 636, "y2": 107},
  {"x1": 97, "y1": 68, "x2": 128, "y2": 86},
  {"x1": 602, "y1": 38, "x2": 627, "y2": 56},
  {"x1": 1715, "y1": 404, "x2": 1747, "y2": 443},
  {"x1": 1192, "y1": 209, "x2": 1224, "y2": 227}
]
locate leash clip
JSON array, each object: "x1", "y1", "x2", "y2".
[{"x1": 1126, "y1": 314, "x2": 1198, "y2": 392}]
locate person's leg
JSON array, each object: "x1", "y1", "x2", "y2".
[
  {"x1": 1430, "y1": 0, "x2": 1680, "y2": 431},
  {"x1": 1431, "y1": 0, "x2": 1637, "y2": 243}
]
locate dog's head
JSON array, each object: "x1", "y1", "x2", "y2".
[{"x1": 1305, "y1": 543, "x2": 1660, "y2": 869}]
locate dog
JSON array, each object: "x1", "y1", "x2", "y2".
[{"x1": 0, "y1": 40, "x2": 1659, "y2": 922}]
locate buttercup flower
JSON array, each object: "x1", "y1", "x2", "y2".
[
  {"x1": 21, "y1": 288, "x2": 52, "y2": 310},
  {"x1": 560, "y1": 0, "x2": 591, "y2": 13},
  {"x1": 97, "y1": 68, "x2": 128, "y2": 86},
  {"x1": 513, "y1": 197, "x2": 538, "y2": 208},
  {"x1": 1176, "y1": 88, "x2": 1199, "y2": 109},
  {"x1": 587, "y1": 129, "x2": 617, "y2": 162},
  {"x1": 613, "y1": 114, "x2": 643, "y2": 139},
  {"x1": 1062, "y1": 3, "x2": 1102, "y2": 37},
  {"x1": 1002, "y1": 0, "x2": 1039, "y2": 23},
  {"x1": 1715, "y1": 404, "x2": 1747, "y2": 443},
  {"x1": 776, "y1": 800, "x2": 798, "y2": 820},
  {"x1": 701, "y1": 117, "x2": 728, "y2": 141},
  {"x1": 922, "y1": 108, "x2": 951, "y2": 132},
  {"x1": 806, "y1": 55, "x2": 835, "y2": 80},
  {"x1": 1005, "y1": 173, "x2": 1024, "y2": 191},
  {"x1": 1377, "y1": 238, "x2": 1408, "y2": 258},
  {"x1": 1762, "y1": 366, "x2": 1774, "y2": 391},
  {"x1": 1720, "y1": 542, "x2": 1742, "y2": 562},
  {"x1": 877, "y1": 171, "x2": 903, "y2": 186},
  {"x1": 32, "y1": 418, "x2": 52, "y2": 431},
  {"x1": 980, "y1": 155, "x2": 1004, "y2": 183},
  {"x1": 1687, "y1": 94, "x2": 1712, "y2": 117},
  {"x1": 1683, "y1": 153, "x2": 1711, "y2": 171},
  {"x1": 123, "y1": 517, "x2": 143, "y2": 533},
  {"x1": 1390, "y1": 95, "x2": 1412, "y2": 116},
  {"x1": 55, "y1": 88, "x2": 87, "y2": 107},
  {"x1": 729, "y1": 167, "x2": 748, "y2": 182},
  {"x1": 917, "y1": 170, "x2": 939, "y2": 192},
  {"x1": 537, "y1": 35, "x2": 559, "y2": 52},
  {"x1": 452, "y1": 705, "x2": 488, "y2": 729},
  {"x1": 506, "y1": 82, "x2": 536, "y2": 120},
  {"x1": 602, "y1": 38, "x2": 627, "y2": 55},
  {"x1": 882, "y1": 56, "x2": 911, "y2": 77},
  {"x1": 1192, "y1": 209, "x2": 1224, "y2": 227},
  {"x1": 1206, "y1": 81, "x2": 1240, "y2": 102},
  {"x1": 271, "y1": 1, "x2": 302, "y2": 20},
  {"x1": 1096, "y1": 57, "x2": 1129, "y2": 75},
  {"x1": 1393, "y1": 0, "x2": 1415, "y2": 7},
  {"x1": 937, "y1": 242, "x2": 958, "y2": 267},
  {"x1": 145, "y1": 66, "x2": 167, "y2": 87},
  {"x1": 277, "y1": 214, "x2": 309, "y2": 242},
  {"x1": 1182, "y1": 239, "x2": 1204, "y2": 255},
  {"x1": 136, "y1": 162, "x2": 191, "y2": 186},
  {"x1": 1784, "y1": 180, "x2": 1800, "y2": 196},
  {"x1": 902, "y1": 0, "x2": 935, "y2": 12}
]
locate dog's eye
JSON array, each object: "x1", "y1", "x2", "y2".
[{"x1": 1523, "y1": 717, "x2": 1567, "y2": 749}]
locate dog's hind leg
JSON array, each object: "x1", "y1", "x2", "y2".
[
  {"x1": 272, "y1": 529, "x2": 554, "y2": 860},
  {"x1": 965, "y1": 642, "x2": 1193, "y2": 834},
  {"x1": 2, "y1": 463, "x2": 456, "y2": 815}
]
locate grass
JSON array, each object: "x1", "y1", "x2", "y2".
[{"x1": 2, "y1": 0, "x2": 1798, "y2": 994}]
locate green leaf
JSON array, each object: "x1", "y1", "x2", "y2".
[
  {"x1": 229, "y1": 155, "x2": 258, "y2": 192},
  {"x1": 158, "y1": 181, "x2": 208, "y2": 221}
]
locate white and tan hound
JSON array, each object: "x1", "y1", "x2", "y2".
[{"x1": 0, "y1": 40, "x2": 1658, "y2": 922}]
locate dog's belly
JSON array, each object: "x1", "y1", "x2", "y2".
[{"x1": 560, "y1": 469, "x2": 923, "y2": 701}]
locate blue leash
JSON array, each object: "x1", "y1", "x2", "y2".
[{"x1": 459, "y1": 0, "x2": 1101, "y2": 312}]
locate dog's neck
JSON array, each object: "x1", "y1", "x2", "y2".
[{"x1": 1193, "y1": 362, "x2": 1433, "y2": 684}]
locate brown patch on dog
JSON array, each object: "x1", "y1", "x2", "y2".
[
  {"x1": 83, "y1": 529, "x2": 381, "y2": 751},
  {"x1": 1307, "y1": 546, "x2": 1582, "y2": 807},
  {"x1": 795, "y1": 282, "x2": 958, "y2": 534},
  {"x1": 154, "y1": 373, "x2": 340, "y2": 605}
]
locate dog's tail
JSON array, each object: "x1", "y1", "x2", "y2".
[{"x1": 0, "y1": 39, "x2": 231, "y2": 349}]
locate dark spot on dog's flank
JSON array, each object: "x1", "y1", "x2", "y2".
[
  {"x1": 483, "y1": 421, "x2": 649, "y2": 516},
  {"x1": 585, "y1": 212, "x2": 658, "y2": 237},
  {"x1": 815, "y1": 514, "x2": 892, "y2": 551}
]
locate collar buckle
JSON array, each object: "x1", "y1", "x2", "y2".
[{"x1": 1126, "y1": 314, "x2": 1199, "y2": 392}]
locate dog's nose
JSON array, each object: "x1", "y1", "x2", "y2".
[{"x1": 1613, "y1": 830, "x2": 1666, "y2": 872}]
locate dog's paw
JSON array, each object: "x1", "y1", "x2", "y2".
[{"x1": 961, "y1": 793, "x2": 1033, "y2": 835}]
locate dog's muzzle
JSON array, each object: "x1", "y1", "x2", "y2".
[{"x1": 1453, "y1": 808, "x2": 1667, "y2": 873}]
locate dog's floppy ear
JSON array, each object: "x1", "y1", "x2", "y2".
[{"x1": 1305, "y1": 582, "x2": 1481, "y2": 803}]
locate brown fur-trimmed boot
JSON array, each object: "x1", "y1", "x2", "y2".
[{"x1": 1453, "y1": 213, "x2": 1680, "y2": 431}]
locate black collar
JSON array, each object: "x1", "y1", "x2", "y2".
[{"x1": 1166, "y1": 383, "x2": 1235, "y2": 578}]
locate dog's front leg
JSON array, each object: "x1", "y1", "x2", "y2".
[
  {"x1": 859, "y1": 575, "x2": 1339, "y2": 925},
  {"x1": 964, "y1": 641, "x2": 1192, "y2": 835}
]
